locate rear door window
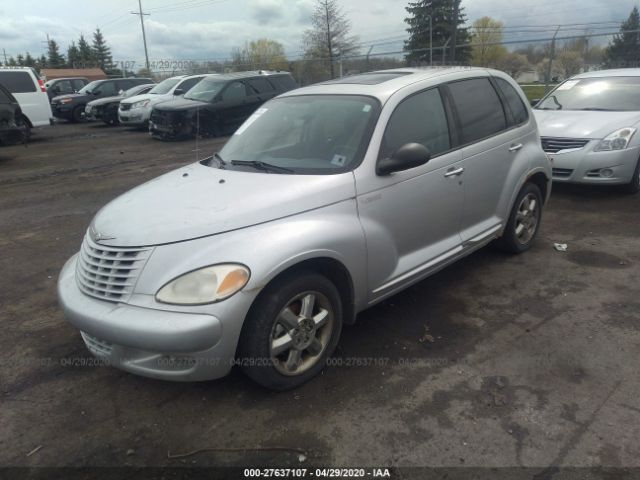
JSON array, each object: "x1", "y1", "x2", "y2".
[
  {"x1": 271, "y1": 75, "x2": 296, "y2": 91},
  {"x1": 381, "y1": 88, "x2": 451, "y2": 160},
  {"x1": 98, "y1": 81, "x2": 117, "y2": 96},
  {"x1": 0, "y1": 71, "x2": 36, "y2": 93},
  {"x1": 447, "y1": 78, "x2": 507, "y2": 144},
  {"x1": 494, "y1": 77, "x2": 529, "y2": 126},
  {"x1": 248, "y1": 78, "x2": 275, "y2": 94},
  {"x1": 72, "y1": 79, "x2": 86, "y2": 91}
]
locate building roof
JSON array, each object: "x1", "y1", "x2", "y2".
[{"x1": 41, "y1": 68, "x2": 107, "y2": 81}]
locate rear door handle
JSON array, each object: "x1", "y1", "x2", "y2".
[
  {"x1": 509, "y1": 143, "x2": 524, "y2": 152},
  {"x1": 444, "y1": 166, "x2": 465, "y2": 178}
]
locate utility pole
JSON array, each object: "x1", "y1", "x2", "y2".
[
  {"x1": 545, "y1": 25, "x2": 561, "y2": 94},
  {"x1": 323, "y1": 0, "x2": 334, "y2": 79},
  {"x1": 2, "y1": 49, "x2": 7, "y2": 65},
  {"x1": 451, "y1": 0, "x2": 460, "y2": 63},
  {"x1": 442, "y1": 37, "x2": 451, "y2": 65},
  {"x1": 131, "y1": 0, "x2": 150, "y2": 72}
]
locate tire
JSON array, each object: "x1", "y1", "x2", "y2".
[
  {"x1": 71, "y1": 106, "x2": 84, "y2": 123},
  {"x1": 621, "y1": 157, "x2": 640, "y2": 195},
  {"x1": 495, "y1": 182, "x2": 543, "y2": 254},
  {"x1": 237, "y1": 271, "x2": 343, "y2": 391},
  {"x1": 21, "y1": 115, "x2": 31, "y2": 143}
]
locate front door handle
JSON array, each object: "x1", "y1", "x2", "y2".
[
  {"x1": 444, "y1": 166, "x2": 465, "y2": 178},
  {"x1": 509, "y1": 143, "x2": 524, "y2": 152}
]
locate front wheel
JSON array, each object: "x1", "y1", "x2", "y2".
[
  {"x1": 71, "y1": 106, "x2": 84, "y2": 123},
  {"x1": 237, "y1": 271, "x2": 343, "y2": 390},
  {"x1": 495, "y1": 182, "x2": 543, "y2": 253}
]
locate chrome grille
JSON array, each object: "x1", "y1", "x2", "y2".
[
  {"x1": 76, "y1": 233, "x2": 152, "y2": 302},
  {"x1": 541, "y1": 137, "x2": 590, "y2": 154}
]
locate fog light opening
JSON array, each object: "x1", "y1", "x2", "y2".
[{"x1": 600, "y1": 168, "x2": 614, "y2": 178}]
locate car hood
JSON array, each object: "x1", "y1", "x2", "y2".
[
  {"x1": 154, "y1": 97, "x2": 209, "y2": 112},
  {"x1": 90, "y1": 161, "x2": 356, "y2": 247},
  {"x1": 534, "y1": 109, "x2": 640, "y2": 139},
  {"x1": 87, "y1": 95, "x2": 123, "y2": 107},
  {"x1": 52, "y1": 93, "x2": 87, "y2": 103},
  {"x1": 121, "y1": 92, "x2": 171, "y2": 106}
]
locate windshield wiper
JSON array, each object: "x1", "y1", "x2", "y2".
[{"x1": 230, "y1": 160, "x2": 294, "y2": 174}]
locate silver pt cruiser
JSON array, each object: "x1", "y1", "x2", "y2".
[{"x1": 58, "y1": 68, "x2": 552, "y2": 390}]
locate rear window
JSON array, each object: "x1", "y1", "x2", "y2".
[
  {"x1": 0, "y1": 71, "x2": 37, "y2": 93},
  {"x1": 495, "y1": 78, "x2": 529, "y2": 126},
  {"x1": 271, "y1": 75, "x2": 297, "y2": 91},
  {"x1": 448, "y1": 78, "x2": 507, "y2": 144},
  {"x1": 248, "y1": 78, "x2": 275, "y2": 94}
]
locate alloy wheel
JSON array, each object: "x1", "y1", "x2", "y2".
[
  {"x1": 269, "y1": 291, "x2": 334, "y2": 376},
  {"x1": 514, "y1": 193, "x2": 539, "y2": 245}
]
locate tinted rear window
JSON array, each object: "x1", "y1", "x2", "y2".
[
  {"x1": 495, "y1": 78, "x2": 528, "y2": 126},
  {"x1": 448, "y1": 78, "x2": 507, "y2": 144},
  {"x1": 0, "y1": 71, "x2": 37, "y2": 93},
  {"x1": 248, "y1": 78, "x2": 275, "y2": 94},
  {"x1": 271, "y1": 75, "x2": 297, "y2": 91}
]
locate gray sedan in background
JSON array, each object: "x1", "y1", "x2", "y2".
[
  {"x1": 534, "y1": 69, "x2": 640, "y2": 194},
  {"x1": 58, "y1": 68, "x2": 551, "y2": 390}
]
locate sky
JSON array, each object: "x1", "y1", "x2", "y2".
[{"x1": 0, "y1": 0, "x2": 637, "y2": 70}]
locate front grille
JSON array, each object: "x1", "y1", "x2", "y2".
[
  {"x1": 120, "y1": 103, "x2": 132, "y2": 111},
  {"x1": 81, "y1": 332, "x2": 113, "y2": 356},
  {"x1": 76, "y1": 233, "x2": 152, "y2": 302},
  {"x1": 541, "y1": 137, "x2": 590, "y2": 153},
  {"x1": 150, "y1": 110, "x2": 171, "y2": 126},
  {"x1": 552, "y1": 167, "x2": 574, "y2": 178}
]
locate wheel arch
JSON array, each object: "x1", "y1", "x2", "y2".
[{"x1": 20, "y1": 113, "x2": 33, "y2": 128}]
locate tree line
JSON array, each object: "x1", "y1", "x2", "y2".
[{"x1": 3, "y1": 28, "x2": 114, "y2": 72}]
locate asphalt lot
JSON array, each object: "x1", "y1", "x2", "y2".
[{"x1": 1, "y1": 122, "x2": 639, "y2": 472}]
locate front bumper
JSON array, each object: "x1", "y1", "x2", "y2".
[
  {"x1": 548, "y1": 142, "x2": 640, "y2": 185},
  {"x1": 57, "y1": 255, "x2": 235, "y2": 381},
  {"x1": 118, "y1": 108, "x2": 150, "y2": 126},
  {"x1": 51, "y1": 103, "x2": 74, "y2": 120}
]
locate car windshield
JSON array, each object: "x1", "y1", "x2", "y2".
[
  {"x1": 123, "y1": 85, "x2": 149, "y2": 98},
  {"x1": 148, "y1": 77, "x2": 180, "y2": 95},
  {"x1": 216, "y1": 95, "x2": 381, "y2": 174},
  {"x1": 536, "y1": 77, "x2": 640, "y2": 111},
  {"x1": 78, "y1": 81, "x2": 100, "y2": 94},
  {"x1": 184, "y1": 79, "x2": 227, "y2": 102}
]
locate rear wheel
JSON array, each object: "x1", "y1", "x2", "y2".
[
  {"x1": 621, "y1": 157, "x2": 640, "y2": 194},
  {"x1": 238, "y1": 271, "x2": 343, "y2": 390},
  {"x1": 20, "y1": 115, "x2": 31, "y2": 143},
  {"x1": 495, "y1": 182, "x2": 543, "y2": 254}
]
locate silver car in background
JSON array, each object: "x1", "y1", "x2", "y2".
[
  {"x1": 118, "y1": 74, "x2": 206, "y2": 127},
  {"x1": 534, "y1": 69, "x2": 640, "y2": 194},
  {"x1": 58, "y1": 68, "x2": 551, "y2": 390}
]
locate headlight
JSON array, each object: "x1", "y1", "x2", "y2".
[
  {"x1": 156, "y1": 264, "x2": 250, "y2": 305},
  {"x1": 60, "y1": 98, "x2": 73, "y2": 104},
  {"x1": 132, "y1": 100, "x2": 150, "y2": 109},
  {"x1": 594, "y1": 127, "x2": 637, "y2": 152}
]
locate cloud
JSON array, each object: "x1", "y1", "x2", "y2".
[{"x1": 249, "y1": 0, "x2": 286, "y2": 25}]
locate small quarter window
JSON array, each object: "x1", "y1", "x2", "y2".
[{"x1": 495, "y1": 78, "x2": 529, "y2": 126}]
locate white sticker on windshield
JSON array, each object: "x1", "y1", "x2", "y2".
[
  {"x1": 234, "y1": 108, "x2": 268, "y2": 136},
  {"x1": 331, "y1": 154, "x2": 347, "y2": 166},
  {"x1": 557, "y1": 80, "x2": 580, "y2": 91},
  {"x1": 362, "y1": 104, "x2": 372, "y2": 112}
]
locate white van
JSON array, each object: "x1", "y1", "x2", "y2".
[{"x1": 0, "y1": 67, "x2": 54, "y2": 128}]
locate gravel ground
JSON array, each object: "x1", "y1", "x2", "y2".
[{"x1": 1, "y1": 122, "x2": 639, "y2": 473}]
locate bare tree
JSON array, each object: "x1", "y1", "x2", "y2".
[{"x1": 302, "y1": 0, "x2": 359, "y2": 79}]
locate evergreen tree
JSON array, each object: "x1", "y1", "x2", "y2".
[
  {"x1": 24, "y1": 53, "x2": 36, "y2": 67},
  {"x1": 91, "y1": 28, "x2": 113, "y2": 70},
  {"x1": 604, "y1": 6, "x2": 640, "y2": 67},
  {"x1": 67, "y1": 41, "x2": 81, "y2": 68},
  {"x1": 47, "y1": 39, "x2": 66, "y2": 67},
  {"x1": 7, "y1": 56, "x2": 17, "y2": 66},
  {"x1": 404, "y1": 0, "x2": 471, "y2": 65},
  {"x1": 16, "y1": 54, "x2": 25, "y2": 66},
  {"x1": 37, "y1": 54, "x2": 48, "y2": 69},
  {"x1": 78, "y1": 34, "x2": 95, "y2": 67}
]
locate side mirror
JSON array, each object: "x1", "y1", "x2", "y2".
[
  {"x1": 376, "y1": 143, "x2": 431, "y2": 175},
  {"x1": 530, "y1": 98, "x2": 540, "y2": 107},
  {"x1": 93, "y1": 90, "x2": 101, "y2": 95},
  {"x1": 174, "y1": 88, "x2": 184, "y2": 96}
]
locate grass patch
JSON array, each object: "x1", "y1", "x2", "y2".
[{"x1": 519, "y1": 84, "x2": 553, "y2": 102}]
